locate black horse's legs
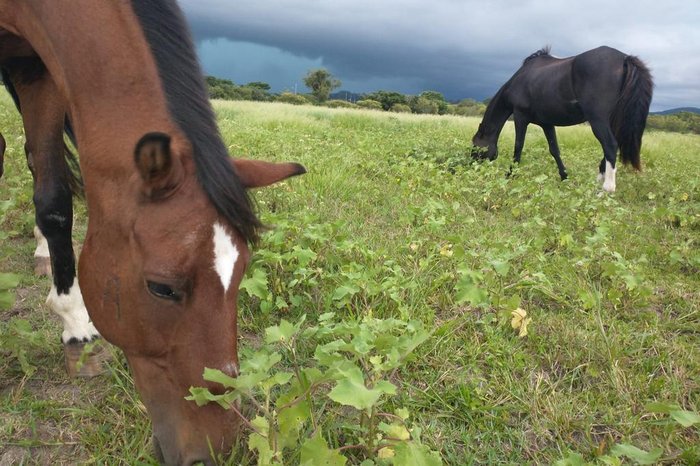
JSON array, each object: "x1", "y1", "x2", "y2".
[
  {"x1": 541, "y1": 125, "x2": 568, "y2": 180},
  {"x1": 512, "y1": 116, "x2": 528, "y2": 164},
  {"x1": 8, "y1": 64, "x2": 100, "y2": 349},
  {"x1": 588, "y1": 118, "x2": 619, "y2": 192},
  {"x1": 507, "y1": 116, "x2": 528, "y2": 177}
]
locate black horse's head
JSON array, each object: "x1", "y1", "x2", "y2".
[{"x1": 471, "y1": 124, "x2": 498, "y2": 160}]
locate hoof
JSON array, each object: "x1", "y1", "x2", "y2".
[
  {"x1": 64, "y1": 339, "x2": 111, "y2": 377},
  {"x1": 35, "y1": 256, "x2": 52, "y2": 277}
]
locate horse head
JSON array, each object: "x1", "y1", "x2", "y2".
[
  {"x1": 471, "y1": 124, "x2": 498, "y2": 160},
  {"x1": 78, "y1": 130, "x2": 304, "y2": 465}
]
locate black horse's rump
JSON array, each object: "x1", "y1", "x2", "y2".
[{"x1": 472, "y1": 46, "x2": 653, "y2": 190}]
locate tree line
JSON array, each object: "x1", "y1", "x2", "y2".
[
  {"x1": 205, "y1": 70, "x2": 487, "y2": 117},
  {"x1": 206, "y1": 69, "x2": 700, "y2": 133}
]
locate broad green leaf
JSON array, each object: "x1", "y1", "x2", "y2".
[
  {"x1": 239, "y1": 268, "x2": 269, "y2": 300},
  {"x1": 378, "y1": 422, "x2": 410, "y2": 441},
  {"x1": 670, "y1": 409, "x2": 700, "y2": 427},
  {"x1": 265, "y1": 319, "x2": 297, "y2": 344},
  {"x1": 490, "y1": 259, "x2": 510, "y2": 277},
  {"x1": 277, "y1": 399, "x2": 310, "y2": 450},
  {"x1": 553, "y1": 452, "x2": 586, "y2": 466},
  {"x1": 610, "y1": 444, "x2": 663, "y2": 465},
  {"x1": 0, "y1": 273, "x2": 21, "y2": 290},
  {"x1": 0, "y1": 290, "x2": 15, "y2": 310},
  {"x1": 393, "y1": 441, "x2": 442, "y2": 466},
  {"x1": 644, "y1": 401, "x2": 681, "y2": 414},
  {"x1": 327, "y1": 365, "x2": 394, "y2": 410},
  {"x1": 202, "y1": 367, "x2": 237, "y2": 388},
  {"x1": 299, "y1": 432, "x2": 347, "y2": 466},
  {"x1": 248, "y1": 432, "x2": 275, "y2": 466},
  {"x1": 454, "y1": 278, "x2": 489, "y2": 307}
]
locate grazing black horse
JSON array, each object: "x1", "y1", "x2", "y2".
[{"x1": 471, "y1": 46, "x2": 653, "y2": 192}]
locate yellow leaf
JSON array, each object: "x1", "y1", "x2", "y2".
[
  {"x1": 511, "y1": 308, "x2": 531, "y2": 338},
  {"x1": 378, "y1": 447, "x2": 395, "y2": 459},
  {"x1": 511, "y1": 308, "x2": 526, "y2": 329}
]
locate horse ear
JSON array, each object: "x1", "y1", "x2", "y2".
[
  {"x1": 134, "y1": 132, "x2": 183, "y2": 199},
  {"x1": 231, "y1": 159, "x2": 306, "y2": 189}
]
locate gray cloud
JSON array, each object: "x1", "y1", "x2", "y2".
[{"x1": 181, "y1": 0, "x2": 700, "y2": 110}]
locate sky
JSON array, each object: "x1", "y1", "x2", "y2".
[{"x1": 180, "y1": 0, "x2": 700, "y2": 112}]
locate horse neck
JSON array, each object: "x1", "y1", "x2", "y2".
[
  {"x1": 8, "y1": 1, "x2": 176, "y2": 164},
  {"x1": 480, "y1": 86, "x2": 512, "y2": 143}
]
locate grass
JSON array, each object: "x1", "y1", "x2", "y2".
[{"x1": 1, "y1": 93, "x2": 699, "y2": 464}]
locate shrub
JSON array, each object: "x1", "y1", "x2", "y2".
[
  {"x1": 356, "y1": 99, "x2": 383, "y2": 110},
  {"x1": 390, "y1": 103, "x2": 412, "y2": 113},
  {"x1": 325, "y1": 99, "x2": 357, "y2": 109},
  {"x1": 276, "y1": 92, "x2": 312, "y2": 106}
]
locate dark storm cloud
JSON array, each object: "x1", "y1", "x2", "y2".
[{"x1": 180, "y1": 0, "x2": 700, "y2": 110}]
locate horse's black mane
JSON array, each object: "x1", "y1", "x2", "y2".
[
  {"x1": 523, "y1": 46, "x2": 552, "y2": 65},
  {"x1": 130, "y1": 0, "x2": 261, "y2": 244}
]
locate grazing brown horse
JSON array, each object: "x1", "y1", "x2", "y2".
[
  {"x1": 0, "y1": 1, "x2": 305, "y2": 464},
  {"x1": 472, "y1": 46, "x2": 653, "y2": 192}
]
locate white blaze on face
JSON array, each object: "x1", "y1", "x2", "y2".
[
  {"x1": 602, "y1": 160, "x2": 617, "y2": 192},
  {"x1": 47, "y1": 283, "x2": 100, "y2": 344},
  {"x1": 213, "y1": 222, "x2": 239, "y2": 292}
]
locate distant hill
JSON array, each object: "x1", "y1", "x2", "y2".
[
  {"x1": 331, "y1": 90, "x2": 363, "y2": 103},
  {"x1": 651, "y1": 107, "x2": 700, "y2": 115}
]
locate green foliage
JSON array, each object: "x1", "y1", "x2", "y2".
[
  {"x1": 390, "y1": 103, "x2": 412, "y2": 113},
  {"x1": 0, "y1": 272, "x2": 20, "y2": 310},
  {"x1": 303, "y1": 68, "x2": 342, "y2": 103},
  {"x1": 0, "y1": 318, "x2": 44, "y2": 376},
  {"x1": 647, "y1": 111, "x2": 700, "y2": 134},
  {"x1": 2, "y1": 93, "x2": 699, "y2": 465},
  {"x1": 326, "y1": 99, "x2": 358, "y2": 109},
  {"x1": 276, "y1": 92, "x2": 312, "y2": 106},
  {"x1": 188, "y1": 314, "x2": 439, "y2": 465},
  {"x1": 363, "y1": 91, "x2": 408, "y2": 111},
  {"x1": 356, "y1": 99, "x2": 383, "y2": 110},
  {"x1": 446, "y1": 98, "x2": 486, "y2": 117},
  {"x1": 205, "y1": 76, "x2": 273, "y2": 102}
]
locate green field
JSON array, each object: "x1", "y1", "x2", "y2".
[{"x1": 1, "y1": 94, "x2": 699, "y2": 465}]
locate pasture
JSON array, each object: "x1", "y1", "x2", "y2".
[{"x1": 1, "y1": 94, "x2": 698, "y2": 464}]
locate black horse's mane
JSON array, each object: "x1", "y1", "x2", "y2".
[
  {"x1": 130, "y1": 0, "x2": 261, "y2": 244},
  {"x1": 523, "y1": 46, "x2": 552, "y2": 65}
]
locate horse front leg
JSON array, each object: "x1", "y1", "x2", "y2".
[
  {"x1": 589, "y1": 118, "x2": 618, "y2": 192},
  {"x1": 508, "y1": 116, "x2": 528, "y2": 177},
  {"x1": 8, "y1": 63, "x2": 105, "y2": 376},
  {"x1": 541, "y1": 125, "x2": 568, "y2": 180}
]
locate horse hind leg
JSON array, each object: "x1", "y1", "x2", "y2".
[
  {"x1": 8, "y1": 63, "x2": 106, "y2": 376},
  {"x1": 589, "y1": 118, "x2": 618, "y2": 192}
]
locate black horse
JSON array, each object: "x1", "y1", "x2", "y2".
[{"x1": 472, "y1": 46, "x2": 653, "y2": 192}]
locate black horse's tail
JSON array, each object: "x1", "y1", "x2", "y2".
[
  {"x1": 0, "y1": 68, "x2": 83, "y2": 196},
  {"x1": 610, "y1": 55, "x2": 653, "y2": 170}
]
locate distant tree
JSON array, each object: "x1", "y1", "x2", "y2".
[
  {"x1": 364, "y1": 90, "x2": 407, "y2": 111},
  {"x1": 390, "y1": 103, "x2": 412, "y2": 113},
  {"x1": 409, "y1": 96, "x2": 439, "y2": 114},
  {"x1": 246, "y1": 81, "x2": 271, "y2": 91},
  {"x1": 418, "y1": 91, "x2": 448, "y2": 114},
  {"x1": 303, "y1": 68, "x2": 341, "y2": 103},
  {"x1": 242, "y1": 82, "x2": 272, "y2": 101},
  {"x1": 356, "y1": 99, "x2": 383, "y2": 110},
  {"x1": 276, "y1": 92, "x2": 311, "y2": 106},
  {"x1": 325, "y1": 100, "x2": 357, "y2": 109}
]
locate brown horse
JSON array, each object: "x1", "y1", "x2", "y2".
[{"x1": 0, "y1": 1, "x2": 305, "y2": 464}]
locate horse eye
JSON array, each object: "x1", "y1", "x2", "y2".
[{"x1": 147, "y1": 281, "x2": 182, "y2": 301}]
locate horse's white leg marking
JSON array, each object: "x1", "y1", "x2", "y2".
[
  {"x1": 34, "y1": 225, "x2": 50, "y2": 260},
  {"x1": 213, "y1": 222, "x2": 238, "y2": 292},
  {"x1": 602, "y1": 161, "x2": 616, "y2": 192},
  {"x1": 47, "y1": 284, "x2": 100, "y2": 343}
]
